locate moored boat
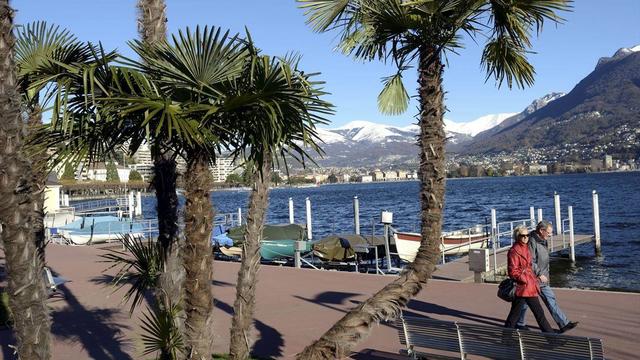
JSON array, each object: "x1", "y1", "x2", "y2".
[
  {"x1": 394, "y1": 228, "x2": 489, "y2": 262},
  {"x1": 226, "y1": 224, "x2": 310, "y2": 261}
]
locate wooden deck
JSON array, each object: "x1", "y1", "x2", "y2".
[{"x1": 434, "y1": 234, "x2": 595, "y2": 282}]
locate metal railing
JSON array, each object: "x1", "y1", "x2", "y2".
[{"x1": 72, "y1": 198, "x2": 128, "y2": 213}]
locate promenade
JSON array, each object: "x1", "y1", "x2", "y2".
[{"x1": 1, "y1": 244, "x2": 638, "y2": 359}]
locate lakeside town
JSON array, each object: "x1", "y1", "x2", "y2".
[{"x1": 57, "y1": 141, "x2": 639, "y2": 188}]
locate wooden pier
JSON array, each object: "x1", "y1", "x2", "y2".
[{"x1": 434, "y1": 234, "x2": 595, "y2": 282}]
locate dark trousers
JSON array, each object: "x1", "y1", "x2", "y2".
[{"x1": 505, "y1": 296, "x2": 554, "y2": 333}]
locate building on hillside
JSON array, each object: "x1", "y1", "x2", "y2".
[
  {"x1": 342, "y1": 174, "x2": 351, "y2": 183},
  {"x1": 396, "y1": 170, "x2": 408, "y2": 179},
  {"x1": 590, "y1": 159, "x2": 603, "y2": 172},
  {"x1": 132, "y1": 142, "x2": 153, "y2": 166},
  {"x1": 527, "y1": 164, "x2": 548, "y2": 174},
  {"x1": 314, "y1": 174, "x2": 329, "y2": 183},
  {"x1": 384, "y1": 171, "x2": 398, "y2": 181},
  {"x1": 211, "y1": 156, "x2": 237, "y2": 183},
  {"x1": 604, "y1": 155, "x2": 613, "y2": 170},
  {"x1": 360, "y1": 175, "x2": 373, "y2": 183},
  {"x1": 128, "y1": 164, "x2": 154, "y2": 182},
  {"x1": 370, "y1": 170, "x2": 384, "y2": 181}
]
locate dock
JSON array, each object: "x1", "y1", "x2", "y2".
[
  {"x1": 1, "y1": 244, "x2": 638, "y2": 360},
  {"x1": 434, "y1": 234, "x2": 595, "y2": 282}
]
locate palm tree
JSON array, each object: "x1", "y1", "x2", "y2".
[
  {"x1": 136, "y1": 0, "x2": 187, "y2": 324},
  {"x1": 119, "y1": 27, "x2": 247, "y2": 359},
  {"x1": 227, "y1": 54, "x2": 332, "y2": 360},
  {"x1": 15, "y1": 21, "x2": 93, "y2": 262},
  {"x1": 297, "y1": 0, "x2": 570, "y2": 358},
  {"x1": 0, "y1": 1, "x2": 51, "y2": 359}
]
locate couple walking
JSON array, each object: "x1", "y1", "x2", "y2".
[{"x1": 504, "y1": 220, "x2": 579, "y2": 333}]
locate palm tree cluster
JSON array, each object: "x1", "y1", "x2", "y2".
[{"x1": 0, "y1": 0, "x2": 570, "y2": 359}]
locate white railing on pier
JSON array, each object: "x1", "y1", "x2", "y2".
[{"x1": 72, "y1": 198, "x2": 128, "y2": 213}]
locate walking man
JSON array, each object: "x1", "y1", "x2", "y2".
[{"x1": 517, "y1": 220, "x2": 579, "y2": 333}]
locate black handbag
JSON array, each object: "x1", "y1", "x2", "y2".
[{"x1": 497, "y1": 278, "x2": 516, "y2": 302}]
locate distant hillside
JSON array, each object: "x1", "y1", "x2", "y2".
[{"x1": 464, "y1": 49, "x2": 640, "y2": 155}]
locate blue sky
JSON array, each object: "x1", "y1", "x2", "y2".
[{"x1": 14, "y1": 0, "x2": 640, "y2": 127}]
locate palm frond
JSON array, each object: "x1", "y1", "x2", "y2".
[
  {"x1": 377, "y1": 72, "x2": 409, "y2": 115},
  {"x1": 481, "y1": 35, "x2": 535, "y2": 89},
  {"x1": 100, "y1": 235, "x2": 162, "y2": 314},
  {"x1": 140, "y1": 302, "x2": 185, "y2": 359}
]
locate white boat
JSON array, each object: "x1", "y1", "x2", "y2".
[
  {"x1": 393, "y1": 229, "x2": 489, "y2": 262},
  {"x1": 54, "y1": 216, "x2": 147, "y2": 245}
]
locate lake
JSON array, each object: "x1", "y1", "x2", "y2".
[{"x1": 141, "y1": 171, "x2": 640, "y2": 292}]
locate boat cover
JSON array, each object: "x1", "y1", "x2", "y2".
[
  {"x1": 211, "y1": 224, "x2": 234, "y2": 247},
  {"x1": 227, "y1": 224, "x2": 307, "y2": 244},
  {"x1": 312, "y1": 234, "x2": 386, "y2": 261}
]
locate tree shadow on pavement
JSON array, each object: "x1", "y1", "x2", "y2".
[
  {"x1": 52, "y1": 269, "x2": 133, "y2": 360},
  {"x1": 214, "y1": 298, "x2": 283, "y2": 359}
]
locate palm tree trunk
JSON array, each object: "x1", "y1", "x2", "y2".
[
  {"x1": 153, "y1": 153, "x2": 185, "y2": 318},
  {"x1": 137, "y1": 0, "x2": 167, "y2": 45},
  {"x1": 229, "y1": 156, "x2": 272, "y2": 360},
  {"x1": 182, "y1": 154, "x2": 215, "y2": 359},
  {"x1": 138, "y1": 0, "x2": 186, "y2": 346},
  {"x1": 296, "y1": 45, "x2": 445, "y2": 360},
  {"x1": 27, "y1": 105, "x2": 47, "y2": 265},
  {"x1": 0, "y1": 2, "x2": 51, "y2": 359}
]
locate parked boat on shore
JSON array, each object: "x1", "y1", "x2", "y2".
[
  {"x1": 394, "y1": 227, "x2": 489, "y2": 262},
  {"x1": 54, "y1": 216, "x2": 147, "y2": 245}
]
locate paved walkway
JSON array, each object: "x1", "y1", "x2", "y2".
[{"x1": 1, "y1": 244, "x2": 638, "y2": 359}]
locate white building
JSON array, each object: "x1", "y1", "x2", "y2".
[{"x1": 211, "y1": 156, "x2": 237, "y2": 182}]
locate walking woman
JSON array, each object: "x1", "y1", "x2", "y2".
[{"x1": 504, "y1": 225, "x2": 555, "y2": 333}]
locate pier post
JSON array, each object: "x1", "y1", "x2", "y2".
[
  {"x1": 568, "y1": 206, "x2": 575, "y2": 262},
  {"x1": 353, "y1": 196, "x2": 360, "y2": 235},
  {"x1": 381, "y1": 211, "x2": 393, "y2": 272},
  {"x1": 237, "y1": 208, "x2": 242, "y2": 226},
  {"x1": 529, "y1": 206, "x2": 535, "y2": 228},
  {"x1": 491, "y1": 208, "x2": 497, "y2": 276},
  {"x1": 537, "y1": 208, "x2": 543, "y2": 224},
  {"x1": 136, "y1": 191, "x2": 142, "y2": 218},
  {"x1": 128, "y1": 191, "x2": 135, "y2": 218},
  {"x1": 64, "y1": 193, "x2": 69, "y2": 207},
  {"x1": 306, "y1": 197, "x2": 312, "y2": 240},
  {"x1": 288, "y1": 197, "x2": 294, "y2": 224},
  {"x1": 592, "y1": 190, "x2": 602, "y2": 256},
  {"x1": 554, "y1": 192, "x2": 562, "y2": 235}
]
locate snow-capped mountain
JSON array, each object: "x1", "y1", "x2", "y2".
[
  {"x1": 444, "y1": 113, "x2": 516, "y2": 137},
  {"x1": 596, "y1": 44, "x2": 640, "y2": 69}
]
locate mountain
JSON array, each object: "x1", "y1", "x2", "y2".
[
  {"x1": 472, "y1": 92, "x2": 565, "y2": 142},
  {"x1": 464, "y1": 46, "x2": 640, "y2": 155},
  {"x1": 313, "y1": 114, "x2": 517, "y2": 167},
  {"x1": 445, "y1": 113, "x2": 516, "y2": 137}
]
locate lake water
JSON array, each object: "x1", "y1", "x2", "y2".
[{"x1": 141, "y1": 172, "x2": 640, "y2": 292}]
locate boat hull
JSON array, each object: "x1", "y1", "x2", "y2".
[{"x1": 394, "y1": 231, "x2": 488, "y2": 262}]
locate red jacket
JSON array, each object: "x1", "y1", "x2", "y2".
[{"x1": 507, "y1": 241, "x2": 540, "y2": 297}]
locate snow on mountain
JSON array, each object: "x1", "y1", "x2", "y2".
[
  {"x1": 445, "y1": 113, "x2": 516, "y2": 136},
  {"x1": 596, "y1": 44, "x2": 640, "y2": 69},
  {"x1": 316, "y1": 128, "x2": 347, "y2": 144}
]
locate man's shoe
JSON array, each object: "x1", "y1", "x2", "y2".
[
  {"x1": 559, "y1": 321, "x2": 579, "y2": 333},
  {"x1": 516, "y1": 325, "x2": 530, "y2": 331}
]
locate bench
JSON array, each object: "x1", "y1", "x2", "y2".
[
  {"x1": 43, "y1": 267, "x2": 69, "y2": 297},
  {"x1": 397, "y1": 314, "x2": 605, "y2": 360}
]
